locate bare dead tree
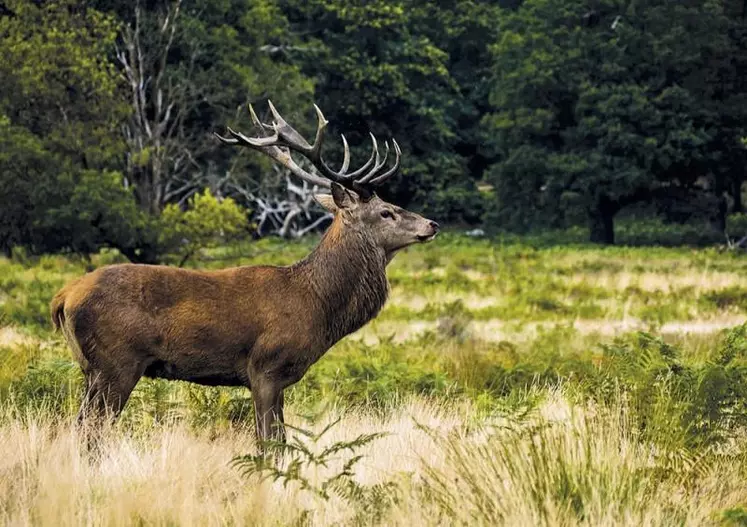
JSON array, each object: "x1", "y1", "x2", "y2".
[
  {"x1": 725, "y1": 232, "x2": 747, "y2": 251},
  {"x1": 116, "y1": 0, "x2": 207, "y2": 213},
  {"x1": 227, "y1": 162, "x2": 333, "y2": 238}
]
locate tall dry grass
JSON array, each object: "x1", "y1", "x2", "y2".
[{"x1": 1, "y1": 392, "x2": 746, "y2": 526}]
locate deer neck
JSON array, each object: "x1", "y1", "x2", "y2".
[{"x1": 297, "y1": 217, "x2": 389, "y2": 344}]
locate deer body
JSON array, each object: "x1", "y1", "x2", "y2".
[
  {"x1": 52, "y1": 213, "x2": 394, "y2": 440},
  {"x1": 52, "y1": 102, "x2": 438, "y2": 446}
]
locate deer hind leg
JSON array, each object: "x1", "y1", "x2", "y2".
[
  {"x1": 77, "y1": 361, "x2": 144, "y2": 426},
  {"x1": 75, "y1": 363, "x2": 142, "y2": 455}
]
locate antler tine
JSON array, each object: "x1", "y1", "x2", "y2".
[
  {"x1": 310, "y1": 104, "x2": 329, "y2": 159},
  {"x1": 213, "y1": 131, "x2": 239, "y2": 145},
  {"x1": 356, "y1": 140, "x2": 390, "y2": 185},
  {"x1": 338, "y1": 135, "x2": 350, "y2": 174},
  {"x1": 340, "y1": 133, "x2": 378, "y2": 180},
  {"x1": 248, "y1": 104, "x2": 273, "y2": 133},
  {"x1": 262, "y1": 101, "x2": 400, "y2": 188},
  {"x1": 226, "y1": 126, "x2": 280, "y2": 147},
  {"x1": 311, "y1": 137, "x2": 355, "y2": 181},
  {"x1": 266, "y1": 101, "x2": 353, "y2": 182},
  {"x1": 214, "y1": 102, "x2": 279, "y2": 146},
  {"x1": 215, "y1": 103, "x2": 332, "y2": 189},
  {"x1": 367, "y1": 139, "x2": 401, "y2": 186},
  {"x1": 268, "y1": 100, "x2": 313, "y2": 152}
]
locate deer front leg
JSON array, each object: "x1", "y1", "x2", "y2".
[
  {"x1": 251, "y1": 375, "x2": 285, "y2": 452},
  {"x1": 276, "y1": 390, "x2": 286, "y2": 443}
]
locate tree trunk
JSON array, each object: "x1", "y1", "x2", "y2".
[
  {"x1": 131, "y1": 167, "x2": 161, "y2": 215},
  {"x1": 117, "y1": 242, "x2": 160, "y2": 264},
  {"x1": 709, "y1": 194, "x2": 728, "y2": 234},
  {"x1": 588, "y1": 197, "x2": 616, "y2": 244},
  {"x1": 733, "y1": 177, "x2": 744, "y2": 213}
]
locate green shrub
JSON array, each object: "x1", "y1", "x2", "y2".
[
  {"x1": 233, "y1": 418, "x2": 398, "y2": 525},
  {"x1": 615, "y1": 218, "x2": 724, "y2": 247},
  {"x1": 295, "y1": 338, "x2": 455, "y2": 411},
  {"x1": 4, "y1": 356, "x2": 81, "y2": 417},
  {"x1": 721, "y1": 506, "x2": 747, "y2": 527},
  {"x1": 726, "y1": 213, "x2": 747, "y2": 240},
  {"x1": 717, "y1": 323, "x2": 747, "y2": 365},
  {"x1": 597, "y1": 329, "x2": 747, "y2": 451},
  {"x1": 158, "y1": 189, "x2": 249, "y2": 266}
]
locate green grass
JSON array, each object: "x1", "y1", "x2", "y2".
[{"x1": 4, "y1": 234, "x2": 745, "y2": 334}]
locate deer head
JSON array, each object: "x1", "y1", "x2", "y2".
[{"x1": 215, "y1": 101, "x2": 439, "y2": 258}]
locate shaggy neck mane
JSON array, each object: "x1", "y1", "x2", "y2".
[{"x1": 294, "y1": 216, "x2": 389, "y2": 344}]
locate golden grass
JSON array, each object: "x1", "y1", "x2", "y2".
[
  {"x1": 399, "y1": 265, "x2": 746, "y2": 294},
  {"x1": 353, "y1": 316, "x2": 747, "y2": 345},
  {"x1": 565, "y1": 270, "x2": 745, "y2": 293},
  {"x1": 0, "y1": 326, "x2": 36, "y2": 349},
  {"x1": 1, "y1": 394, "x2": 746, "y2": 526}
]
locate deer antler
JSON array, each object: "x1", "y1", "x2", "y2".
[{"x1": 215, "y1": 101, "x2": 401, "y2": 199}]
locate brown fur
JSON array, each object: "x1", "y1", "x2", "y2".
[{"x1": 52, "y1": 186, "x2": 438, "y2": 446}]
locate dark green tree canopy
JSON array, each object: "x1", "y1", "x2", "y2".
[
  {"x1": 484, "y1": 0, "x2": 746, "y2": 243},
  {"x1": 1, "y1": 0, "x2": 746, "y2": 257}
]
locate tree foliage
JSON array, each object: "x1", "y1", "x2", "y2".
[
  {"x1": 158, "y1": 189, "x2": 247, "y2": 266},
  {"x1": 280, "y1": 0, "x2": 500, "y2": 223},
  {"x1": 1, "y1": 0, "x2": 747, "y2": 256},
  {"x1": 484, "y1": 0, "x2": 747, "y2": 243},
  {"x1": 101, "y1": 0, "x2": 315, "y2": 214},
  {"x1": 0, "y1": 0, "x2": 143, "y2": 256}
]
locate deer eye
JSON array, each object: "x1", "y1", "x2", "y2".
[{"x1": 380, "y1": 210, "x2": 394, "y2": 220}]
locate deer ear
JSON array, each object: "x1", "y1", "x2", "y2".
[
  {"x1": 330, "y1": 182, "x2": 358, "y2": 209},
  {"x1": 313, "y1": 193, "x2": 338, "y2": 212}
]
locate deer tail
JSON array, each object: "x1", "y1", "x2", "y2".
[{"x1": 50, "y1": 283, "x2": 74, "y2": 332}]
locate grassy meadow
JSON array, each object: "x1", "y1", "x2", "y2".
[{"x1": 2, "y1": 234, "x2": 747, "y2": 525}]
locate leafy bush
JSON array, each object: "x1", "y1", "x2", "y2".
[
  {"x1": 5, "y1": 357, "x2": 81, "y2": 416},
  {"x1": 614, "y1": 218, "x2": 724, "y2": 247},
  {"x1": 0, "y1": 338, "x2": 82, "y2": 418},
  {"x1": 295, "y1": 338, "x2": 455, "y2": 411},
  {"x1": 726, "y1": 213, "x2": 747, "y2": 240},
  {"x1": 596, "y1": 328, "x2": 747, "y2": 450},
  {"x1": 41, "y1": 170, "x2": 156, "y2": 259},
  {"x1": 157, "y1": 189, "x2": 248, "y2": 266}
]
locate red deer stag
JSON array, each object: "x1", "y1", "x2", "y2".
[{"x1": 50, "y1": 101, "x2": 439, "y2": 445}]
